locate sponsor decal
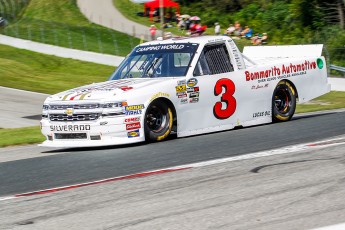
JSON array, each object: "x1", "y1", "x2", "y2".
[
  {"x1": 175, "y1": 85, "x2": 186, "y2": 93},
  {"x1": 127, "y1": 129, "x2": 140, "y2": 138},
  {"x1": 177, "y1": 80, "x2": 186, "y2": 85},
  {"x1": 186, "y1": 88, "x2": 194, "y2": 93},
  {"x1": 189, "y1": 98, "x2": 199, "y2": 103},
  {"x1": 253, "y1": 111, "x2": 271, "y2": 118},
  {"x1": 125, "y1": 110, "x2": 142, "y2": 115},
  {"x1": 251, "y1": 83, "x2": 269, "y2": 90},
  {"x1": 150, "y1": 92, "x2": 170, "y2": 102},
  {"x1": 125, "y1": 104, "x2": 145, "y2": 111},
  {"x1": 50, "y1": 125, "x2": 91, "y2": 132},
  {"x1": 228, "y1": 40, "x2": 244, "y2": 70},
  {"x1": 100, "y1": 121, "x2": 108, "y2": 126},
  {"x1": 126, "y1": 122, "x2": 141, "y2": 130},
  {"x1": 189, "y1": 92, "x2": 199, "y2": 98},
  {"x1": 136, "y1": 44, "x2": 185, "y2": 53},
  {"x1": 177, "y1": 93, "x2": 187, "y2": 98},
  {"x1": 187, "y1": 78, "x2": 198, "y2": 87},
  {"x1": 187, "y1": 87, "x2": 199, "y2": 93},
  {"x1": 180, "y1": 98, "x2": 188, "y2": 104},
  {"x1": 207, "y1": 38, "x2": 225, "y2": 43},
  {"x1": 124, "y1": 117, "x2": 141, "y2": 124},
  {"x1": 245, "y1": 60, "x2": 317, "y2": 82}
]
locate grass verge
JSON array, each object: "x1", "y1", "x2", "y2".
[
  {"x1": 296, "y1": 91, "x2": 345, "y2": 113},
  {"x1": 0, "y1": 44, "x2": 114, "y2": 94},
  {"x1": 0, "y1": 126, "x2": 44, "y2": 148}
]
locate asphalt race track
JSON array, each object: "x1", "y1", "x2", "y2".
[
  {"x1": 0, "y1": 110, "x2": 345, "y2": 196},
  {"x1": 0, "y1": 110, "x2": 345, "y2": 229}
]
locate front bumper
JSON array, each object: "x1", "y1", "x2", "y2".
[{"x1": 39, "y1": 116, "x2": 145, "y2": 148}]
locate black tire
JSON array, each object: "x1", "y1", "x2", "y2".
[
  {"x1": 144, "y1": 100, "x2": 173, "y2": 142},
  {"x1": 272, "y1": 81, "x2": 296, "y2": 122}
]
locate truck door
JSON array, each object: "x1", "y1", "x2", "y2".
[{"x1": 178, "y1": 42, "x2": 242, "y2": 135}]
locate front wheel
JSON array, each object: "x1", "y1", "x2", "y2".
[
  {"x1": 272, "y1": 81, "x2": 296, "y2": 122},
  {"x1": 144, "y1": 100, "x2": 173, "y2": 142}
]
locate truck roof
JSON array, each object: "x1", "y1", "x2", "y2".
[{"x1": 139, "y1": 35, "x2": 233, "y2": 47}]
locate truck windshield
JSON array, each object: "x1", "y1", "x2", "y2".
[{"x1": 109, "y1": 43, "x2": 199, "y2": 80}]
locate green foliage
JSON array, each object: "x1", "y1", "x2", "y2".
[{"x1": 178, "y1": 0, "x2": 344, "y2": 64}]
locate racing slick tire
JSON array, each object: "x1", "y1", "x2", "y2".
[
  {"x1": 144, "y1": 100, "x2": 173, "y2": 142},
  {"x1": 272, "y1": 81, "x2": 296, "y2": 122}
]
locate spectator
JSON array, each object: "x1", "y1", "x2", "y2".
[
  {"x1": 251, "y1": 33, "x2": 260, "y2": 45},
  {"x1": 177, "y1": 17, "x2": 186, "y2": 30},
  {"x1": 174, "y1": 11, "x2": 180, "y2": 24},
  {"x1": 225, "y1": 24, "x2": 235, "y2": 36},
  {"x1": 255, "y1": 33, "x2": 268, "y2": 45},
  {"x1": 234, "y1": 21, "x2": 242, "y2": 36},
  {"x1": 185, "y1": 18, "x2": 191, "y2": 30},
  {"x1": 241, "y1": 25, "x2": 253, "y2": 38},
  {"x1": 164, "y1": 12, "x2": 172, "y2": 23},
  {"x1": 214, "y1": 22, "x2": 221, "y2": 35},
  {"x1": 190, "y1": 21, "x2": 207, "y2": 36},
  {"x1": 149, "y1": 25, "x2": 157, "y2": 40}
]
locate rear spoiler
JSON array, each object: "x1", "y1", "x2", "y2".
[{"x1": 243, "y1": 44, "x2": 323, "y2": 59}]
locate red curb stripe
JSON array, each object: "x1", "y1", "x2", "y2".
[{"x1": 15, "y1": 167, "x2": 191, "y2": 198}]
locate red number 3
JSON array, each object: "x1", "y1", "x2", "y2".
[{"x1": 213, "y1": 78, "x2": 237, "y2": 119}]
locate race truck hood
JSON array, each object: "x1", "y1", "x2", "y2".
[{"x1": 47, "y1": 78, "x2": 169, "y2": 102}]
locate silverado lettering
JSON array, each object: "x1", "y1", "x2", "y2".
[{"x1": 50, "y1": 125, "x2": 91, "y2": 132}]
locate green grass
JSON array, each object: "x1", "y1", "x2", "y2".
[
  {"x1": 296, "y1": 91, "x2": 345, "y2": 113},
  {"x1": 0, "y1": 44, "x2": 114, "y2": 94},
  {"x1": 0, "y1": 126, "x2": 44, "y2": 147},
  {"x1": 0, "y1": 0, "x2": 140, "y2": 56}
]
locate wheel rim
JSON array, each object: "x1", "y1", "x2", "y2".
[
  {"x1": 274, "y1": 87, "x2": 291, "y2": 113},
  {"x1": 146, "y1": 106, "x2": 167, "y2": 133}
]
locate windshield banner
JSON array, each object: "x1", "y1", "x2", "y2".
[{"x1": 135, "y1": 43, "x2": 198, "y2": 54}]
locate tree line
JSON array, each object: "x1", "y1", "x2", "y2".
[{"x1": 177, "y1": 0, "x2": 345, "y2": 65}]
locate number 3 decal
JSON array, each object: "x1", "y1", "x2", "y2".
[{"x1": 213, "y1": 78, "x2": 237, "y2": 119}]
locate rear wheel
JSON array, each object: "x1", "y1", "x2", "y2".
[
  {"x1": 272, "y1": 81, "x2": 296, "y2": 122},
  {"x1": 144, "y1": 100, "x2": 173, "y2": 142}
]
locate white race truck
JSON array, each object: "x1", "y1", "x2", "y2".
[{"x1": 40, "y1": 36, "x2": 330, "y2": 147}]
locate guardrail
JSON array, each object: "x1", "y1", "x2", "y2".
[{"x1": 330, "y1": 64, "x2": 345, "y2": 77}]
